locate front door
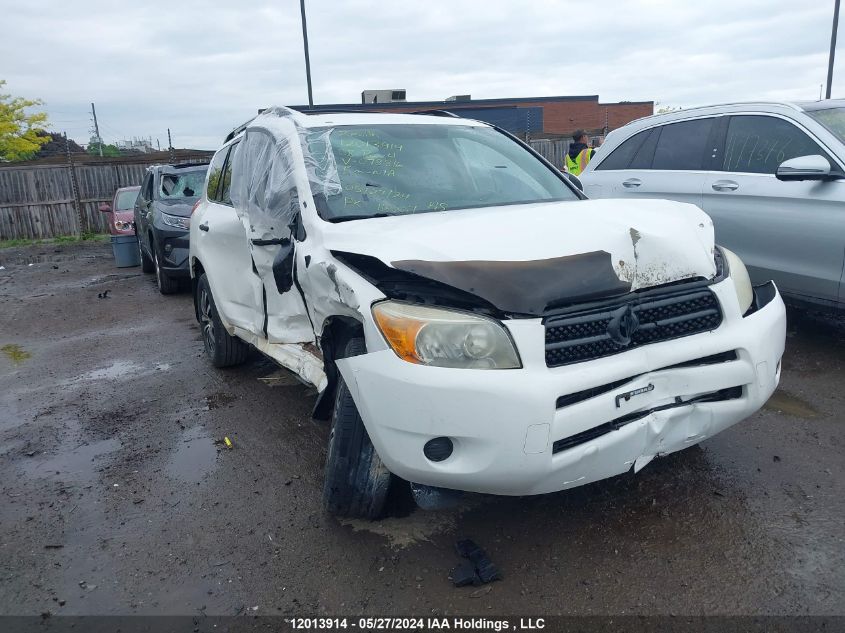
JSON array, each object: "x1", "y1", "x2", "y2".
[
  {"x1": 607, "y1": 118, "x2": 716, "y2": 209},
  {"x1": 232, "y1": 127, "x2": 314, "y2": 344},
  {"x1": 701, "y1": 114, "x2": 845, "y2": 305}
]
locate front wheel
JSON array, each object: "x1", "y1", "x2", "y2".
[
  {"x1": 322, "y1": 337, "x2": 393, "y2": 519},
  {"x1": 138, "y1": 237, "x2": 154, "y2": 273},
  {"x1": 197, "y1": 274, "x2": 248, "y2": 368},
  {"x1": 154, "y1": 248, "x2": 179, "y2": 295}
]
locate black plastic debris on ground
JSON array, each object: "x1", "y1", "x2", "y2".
[{"x1": 449, "y1": 539, "x2": 502, "y2": 587}]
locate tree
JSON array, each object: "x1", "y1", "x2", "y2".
[
  {"x1": 87, "y1": 136, "x2": 122, "y2": 157},
  {"x1": 0, "y1": 80, "x2": 50, "y2": 161}
]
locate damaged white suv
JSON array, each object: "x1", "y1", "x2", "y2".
[{"x1": 190, "y1": 106, "x2": 786, "y2": 518}]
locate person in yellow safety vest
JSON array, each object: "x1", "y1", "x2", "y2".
[{"x1": 565, "y1": 130, "x2": 596, "y2": 176}]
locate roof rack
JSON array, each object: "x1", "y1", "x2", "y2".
[
  {"x1": 223, "y1": 106, "x2": 468, "y2": 142},
  {"x1": 291, "y1": 107, "x2": 382, "y2": 115},
  {"x1": 225, "y1": 117, "x2": 256, "y2": 143},
  {"x1": 167, "y1": 161, "x2": 209, "y2": 168},
  {"x1": 408, "y1": 109, "x2": 461, "y2": 118}
]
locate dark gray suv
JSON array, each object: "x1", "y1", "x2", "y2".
[{"x1": 134, "y1": 163, "x2": 209, "y2": 294}]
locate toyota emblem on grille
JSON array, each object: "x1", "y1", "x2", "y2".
[{"x1": 607, "y1": 305, "x2": 640, "y2": 346}]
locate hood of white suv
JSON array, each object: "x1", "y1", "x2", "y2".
[{"x1": 323, "y1": 198, "x2": 717, "y2": 315}]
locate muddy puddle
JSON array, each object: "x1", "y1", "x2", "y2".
[
  {"x1": 166, "y1": 426, "x2": 218, "y2": 484},
  {"x1": 340, "y1": 493, "x2": 489, "y2": 549},
  {"x1": 765, "y1": 389, "x2": 818, "y2": 418},
  {"x1": 0, "y1": 252, "x2": 85, "y2": 266},
  {"x1": 19, "y1": 438, "x2": 121, "y2": 483},
  {"x1": 62, "y1": 360, "x2": 147, "y2": 385}
]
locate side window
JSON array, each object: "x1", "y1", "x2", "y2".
[
  {"x1": 221, "y1": 142, "x2": 240, "y2": 205},
  {"x1": 629, "y1": 127, "x2": 660, "y2": 169},
  {"x1": 595, "y1": 129, "x2": 649, "y2": 170},
  {"x1": 651, "y1": 118, "x2": 714, "y2": 171},
  {"x1": 141, "y1": 173, "x2": 153, "y2": 201},
  {"x1": 721, "y1": 115, "x2": 828, "y2": 175},
  {"x1": 206, "y1": 147, "x2": 228, "y2": 202},
  {"x1": 146, "y1": 172, "x2": 156, "y2": 200}
]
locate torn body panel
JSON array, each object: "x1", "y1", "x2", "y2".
[
  {"x1": 321, "y1": 198, "x2": 717, "y2": 316},
  {"x1": 227, "y1": 323, "x2": 327, "y2": 390}
]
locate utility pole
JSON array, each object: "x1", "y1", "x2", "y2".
[
  {"x1": 300, "y1": 0, "x2": 314, "y2": 108},
  {"x1": 167, "y1": 128, "x2": 174, "y2": 163},
  {"x1": 90, "y1": 102, "x2": 103, "y2": 157},
  {"x1": 826, "y1": 0, "x2": 841, "y2": 99}
]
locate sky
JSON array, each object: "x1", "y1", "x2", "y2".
[{"x1": 1, "y1": 0, "x2": 842, "y2": 150}]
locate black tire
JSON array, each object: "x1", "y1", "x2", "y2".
[
  {"x1": 323, "y1": 337, "x2": 393, "y2": 519},
  {"x1": 197, "y1": 274, "x2": 249, "y2": 368},
  {"x1": 154, "y1": 247, "x2": 180, "y2": 295},
  {"x1": 138, "y1": 236, "x2": 154, "y2": 273}
]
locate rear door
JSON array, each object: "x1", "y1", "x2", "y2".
[
  {"x1": 586, "y1": 117, "x2": 717, "y2": 209},
  {"x1": 231, "y1": 127, "x2": 314, "y2": 344},
  {"x1": 701, "y1": 114, "x2": 845, "y2": 305},
  {"x1": 196, "y1": 143, "x2": 262, "y2": 331}
]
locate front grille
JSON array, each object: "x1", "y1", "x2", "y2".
[{"x1": 545, "y1": 284, "x2": 722, "y2": 367}]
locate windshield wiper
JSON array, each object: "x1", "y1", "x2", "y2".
[{"x1": 329, "y1": 213, "x2": 394, "y2": 223}]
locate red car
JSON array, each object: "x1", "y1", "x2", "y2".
[{"x1": 99, "y1": 186, "x2": 141, "y2": 235}]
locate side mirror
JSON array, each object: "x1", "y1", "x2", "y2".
[
  {"x1": 776, "y1": 155, "x2": 834, "y2": 181},
  {"x1": 99, "y1": 203, "x2": 112, "y2": 213},
  {"x1": 565, "y1": 172, "x2": 584, "y2": 192}
]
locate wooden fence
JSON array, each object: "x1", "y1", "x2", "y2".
[
  {"x1": 0, "y1": 151, "x2": 212, "y2": 240},
  {"x1": 1, "y1": 141, "x2": 581, "y2": 240},
  {"x1": 529, "y1": 138, "x2": 572, "y2": 170}
]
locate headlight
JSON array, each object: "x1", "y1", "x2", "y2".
[
  {"x1": 161, "y1": 212, "x2": 190, "y2": 230},
  {"x1": 114, "y1": 219, "x2": 132, "y2": 231},
  {"x1": 372, "y1": 301, "x2": 521, "y2": 369},
  {"x1": 720, "y1": 247, "x2": 753, "y2": 315}
]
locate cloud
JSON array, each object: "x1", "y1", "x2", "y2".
[{"x1": 1, "y1": 0, "x2": 841, "y2": 149}]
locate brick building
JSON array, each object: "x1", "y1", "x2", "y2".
[{"x1": 292, "y1": 95, "x2": 653, "y2": 138}]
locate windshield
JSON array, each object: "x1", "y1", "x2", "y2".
[
  {"x1": 159, "y1": 170, "x2": 206, "y2": 200},
  {"x1": 307, "y1": 124, "x2": 578, "y2": 221},
  {"x1": 808, "y1": 107, "x2": 845, "y2": 144},
  {"x1": 115, "y1": 189, "x2": 139, "y2": 210}
]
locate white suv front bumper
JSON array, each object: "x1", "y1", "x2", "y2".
[{"x1": 337, "y1": 279, "x2": 786, "y2": 496}]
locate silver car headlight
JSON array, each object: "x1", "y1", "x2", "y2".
[
  {"x1": 372, "y1": 301, "x2": 521, "y2": 369},
  {"x1": 720, "y1": 247, "x2": 753, "y2": 315},
  {"x1": 161, "y1": 212, "x2": 190, "y2": 230}
]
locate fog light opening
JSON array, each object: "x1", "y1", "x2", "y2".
[{"x1": 423, "y1": 437, "x2": 453, "y2": 462}]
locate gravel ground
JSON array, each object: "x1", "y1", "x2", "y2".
[{"x1": 0, "y1": 241, "x2": 843, "y2": 616}]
